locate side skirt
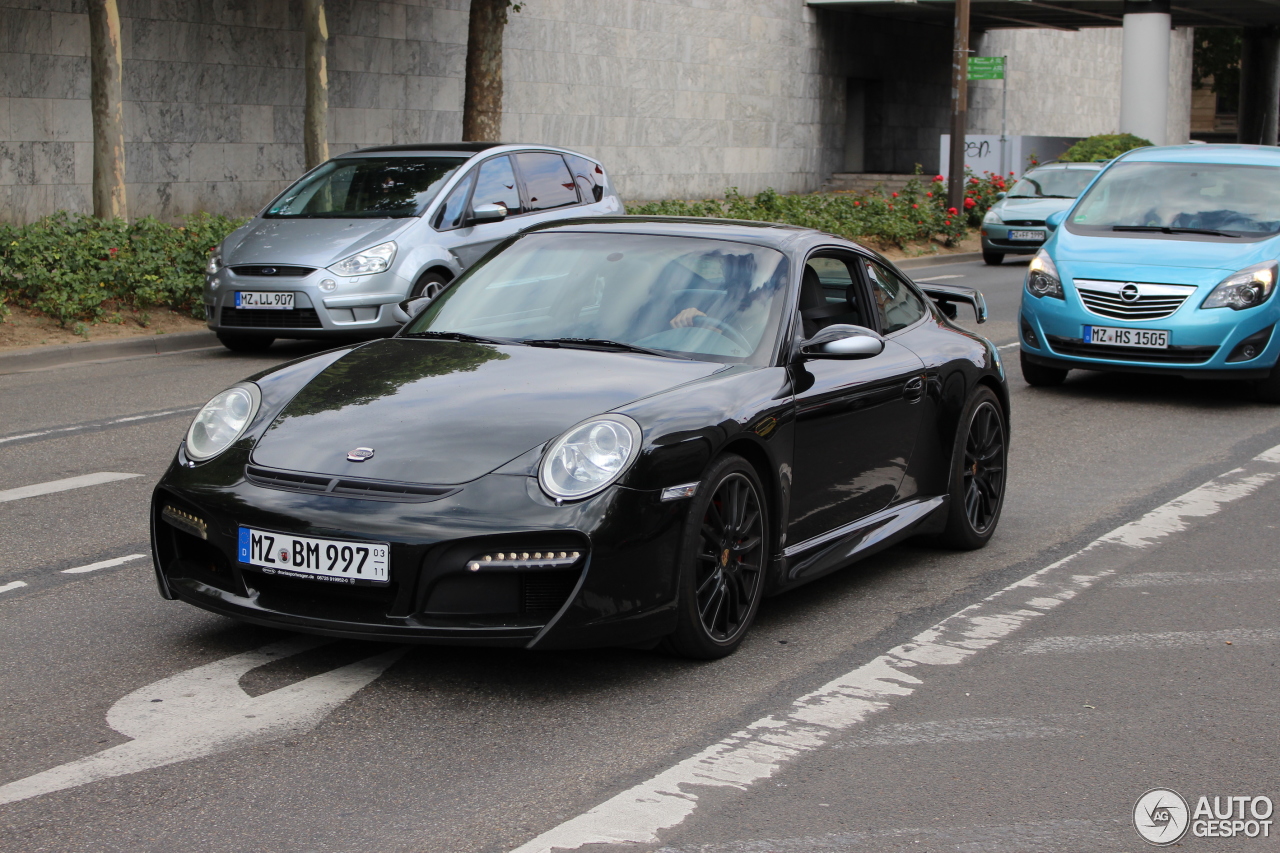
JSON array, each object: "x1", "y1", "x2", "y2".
[{"x1": 772, "y1": 495, "x2": 947, "y2": 593}]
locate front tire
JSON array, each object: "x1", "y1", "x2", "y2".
[
  {"x1": 216, "y1": 333, "x2": 274, "y2": 353},
  {"x1": 410, "y1": 271, "x2": 449, "y2": 300},
  {"x1": 1020, "y1": 350, "x2": 1068, "y2": 387},
  {"x1": 982, "y1": 250, "x2": 1004, "y2": 266},
  {"x1": 939, "y1": 387, "x2": 1007, "y2": 550},
  {"x1": 1254, "y1": 360, "x2": 1280, "y2": 403},
  {"x1": 663, "y1": 455, "x2": 769, "y2": 660}
]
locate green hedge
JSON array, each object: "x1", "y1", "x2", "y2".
[
  {"x1": 627, "y1": 172, "x2": 1006, "y2": 247},
  {"x1": 0, "y1": 212, "x2": 245, "y2": 328},
  {"x1": 1059, "y1": 133, "x2": 1152, "y2": 163}
]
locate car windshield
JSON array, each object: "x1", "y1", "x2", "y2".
[
  {"x1": 405, "y1": 232, "x2": 792, "y2": 364},
  {"x1": 1068, "y1": 161, "x2": 1280, "y2": 238},
  {"x1": 1007, "y1": 168, "x2": 1098, "y2": 199},
  {"x1": 265, "y1": 157, "x2": 468, "y2": 219}
]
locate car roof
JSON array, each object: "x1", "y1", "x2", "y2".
[
  {"x1": 1116, "y1": 144, "x2": 1280, "y2": 167},
  {"x1": 519, "y1": 216, "x2": 861, "y2": 253},
  {"x1": 336, "y1": 142, "x2": 604, "y2": 164},
  {"x1": 1030, "y1": 161, "x2": 1104, "y2": 170}
]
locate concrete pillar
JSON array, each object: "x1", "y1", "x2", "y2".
[
  {"x1": 1238, "y1": 27, "x2": 1280, "y2": 146},
  {"x1": 1119, "y1": 0, "x2": 1170, "y2": 145}
]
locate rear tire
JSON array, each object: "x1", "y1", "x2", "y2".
[
  {"x1": 982, "y1": 250, "x2": 1004, "y2": 266},
  {"x1": 1020, "y1": 350, "x2": 1068, "y2": 387},
  {"x1": 216, "y1": 333, "x2": 274, "y2": 353},
  {"x1": 939, "y1": 386, "x2": 1007, "y2": 550},
  {"x1": 410, "y1": 271, "x2": 449, "y2": 300},
  {"x1": 663, "y1": 455, "x2": 769, "y2": 660}
]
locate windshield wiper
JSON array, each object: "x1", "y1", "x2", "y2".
[
  {"x1": 1011, "y1": 194, "x2": 1074, "y2": 199},
  {"x1": 402, "y1": 330, "x2": 516, "y2": 345},
  {"x1": 1113, "y1": 225, "x2": 1241, "y2": 238},
  {"x1": 521, "y1": 337, "x2": 691, "y2": 359}
]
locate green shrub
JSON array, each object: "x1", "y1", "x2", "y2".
[
  {"x1": 627, "y1": 173, "x2": 1007, "y2": 248},
  {"x1": 1059, "y1": 133, "x2": 1152, "y2": 163},
  {"x1": 0, "y1": 212, "x2": 245, "y2": 327}
]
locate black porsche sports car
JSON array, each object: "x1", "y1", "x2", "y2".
[{"x1": 151, "y1": 217, "x2": 1008, "y2": 658}]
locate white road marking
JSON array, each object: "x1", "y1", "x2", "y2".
[
  {"x1": 0, "y1": 636, "x2": 405, "y2": 806},
  {"x1": 997, "y1": 342, "x2": 1020, "y2": 350},
  {"x1": 508, "y1": 443, "x2": 1280, "y2": 853},
  {"x1": 913, "y1": 274, "x2": 965, "y2": 281},
  {"x1": 836, "y1": 717, "x2": 1067, "y2": 748},
  {"x1": 1114, "y1": 569, "x2": 1280, "y2": 587},
  {"x1": 0, "y1": 580, "x2": 28, "y2": 594},
  {"x1": 61, "y1": 554, "x2": 147, "y2": 574},
  {"x1": 0, "y1": 407, "x2": 198, "y2": 446},
  {"x1": 0, "y1": 472, "x2": 141, "y2": 503},
  {"x1": 1020, "y1": 628, "x2": 1280, "y2": 655}
]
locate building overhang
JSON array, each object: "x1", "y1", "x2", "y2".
[{"x1": 806, "y1": 1, "x2": 1280, "y2": 30}]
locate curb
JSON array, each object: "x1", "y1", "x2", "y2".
[
  {"x1": 894, "y1": 252, "x2": 984, "y2": 270},
  {"x1": 0, "y1": 330, "x2": 220, "y2": 375}
]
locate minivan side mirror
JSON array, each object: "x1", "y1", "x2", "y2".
[
  {"x1": 469, "y1": 202, "x2": 508, "y2": 225},
  {"x1": 796, "y1": 324, "x2": 886, "y2": 360},
  {"x1": 393, "y1": 295, "x2": 433, "y2": 324},
  {"x1": 1045, "y1": 210, "x2": 1067, "y2": 231}
]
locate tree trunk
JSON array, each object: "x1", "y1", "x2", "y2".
[
  {"x1": 463, "y1": 0, "x2": 509, "y2": 142},
  {"x1": 304, "y1": 0, "x2": 330, "y2": 169},
  {"x1": 947, "y1": 0, "x2": 971, "y2": 212},
  {"x1": 88, "y1": 0, "x2": 126, "y2": 220}
]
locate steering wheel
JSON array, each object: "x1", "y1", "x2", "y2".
[{"x1": 691, "y1": 314, "x2": 752, "y2": 352}]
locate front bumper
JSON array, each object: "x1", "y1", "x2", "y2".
[
  {"x1": 205, "y1": 266, "x2": 411, "y2": 338},
  {"x1": 981, "y1": 223, "x2": 1046, "y2": 256},
  {"x1": 150, "y1": 455, "x2": 684, "y2": 649},
  {"x1": 1019, "y1": 285, "x2": 1280, "y2": 378}
]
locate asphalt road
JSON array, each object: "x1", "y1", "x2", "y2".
[{"x1": 2, "y1": 256, "x2": 1278, "y2": 852}]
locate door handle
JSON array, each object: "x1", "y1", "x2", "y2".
[{"x1": 903, "y1": 375, "x2": 925, "y2": 403}]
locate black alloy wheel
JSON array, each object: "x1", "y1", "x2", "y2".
[
  {"x1": 1020, "y1": 350, "x2": 1068, "y2": 387},
  {"x1": 216, "y1": 332, "x2": 274, "y2": 353},
  {"x1": 411, "y1": 271, "x2": 449, "y2": 300},
  {"x1": 665, "y1": 455, "x2": 769, "y2": 659},
  {"x1": 939, "y1": 386, "x2": 1007, "y2": 550}
]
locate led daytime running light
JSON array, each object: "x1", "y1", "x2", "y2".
[{"x1": 466, "y1": 551, "x2": 582, "y2": 571}]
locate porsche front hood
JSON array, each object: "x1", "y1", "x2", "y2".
[{"x1": 250, "y1": 338, "x2": 723, "y2": 485}]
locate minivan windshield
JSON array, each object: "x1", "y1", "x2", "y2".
[
  {"x1": 265, "y1": 157, "x2": 467, "y2": 219},
  {"x1": 404, "y1": 233, "x2": 791, "y2": 365},
  {"x1": 1068, "y1": 161, "x2": 1280, "y2": 238},
  {"x1": 1008, "y1": 167, "x2": 1098, "y2": 199}
]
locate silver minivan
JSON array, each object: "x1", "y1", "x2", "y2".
[{"x1": 204, "y1": 143, "x2": 623, "y2": 351}]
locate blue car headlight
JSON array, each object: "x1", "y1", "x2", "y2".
[
  {"x1": 1025, "y1": 249, "x2": 1064, "y2": 299},
  {"x1": 1202, "y1": 261, "x2": 1278, "y2": 311}
]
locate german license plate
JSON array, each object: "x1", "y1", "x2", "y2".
[
  {"x1": 1083, "y1": 325, "x2": 1169, "y2": 349},
  {"x1": 235, "y1": 291, "x2": 294, "y2": 310},
  {"x1": 237, "y1": 527, "x2": 389, "y2": 585},
  {"x1": 1008, "y1": 230, "x2": 1044, "y2": 241}
]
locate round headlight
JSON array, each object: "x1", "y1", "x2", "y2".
[
  {"x1": 539, "y1": 415, "x2": 641, "y2": 500},
  {"x1": 185, "y1": 383, "x2": 261, "y2": 461}
]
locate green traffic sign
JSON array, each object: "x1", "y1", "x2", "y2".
[{"x1": 968, "y1": 56, "x2": 1005, "y2": 80}]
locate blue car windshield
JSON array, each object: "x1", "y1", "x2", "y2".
[
  {"x1": 265, "y1": 157, "x2": 467, "y2": 219},
  {"x1": 1007, "y1": 168, "x2": 1098, "y2": 199},
  {"x1": 1068, "y1": 161, "x2": 1280, "y2": 238},
  {"x1": 406, "y1": 233, "x2": 791, "y2": 365}
]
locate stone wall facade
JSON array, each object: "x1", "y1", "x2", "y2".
[
  {"x1": 0, "y1": 0, "x2": 1196, "y2": 224},
  {"x1": 968, "y1": 26, "x2": 1195, "y2": 149}
]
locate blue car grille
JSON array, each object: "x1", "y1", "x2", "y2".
[{"x1": 1074, "y1": 280, "x2": 1195, "y2": 321}]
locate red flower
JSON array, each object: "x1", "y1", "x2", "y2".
[
  {"x1": 947, "y1": 207, "x2": 958, "y2": 215},
  {"x1": 891, "y1": 192, "x2": 899, "y2": 198},
  {"x1": 854, "y1": 200, "x2": 861, "y2": 206},
  {"x1": 945, "y1": 220, "x2": 952, "y2": 225},
  {"x1": 926, "y1": 191, "x2": 933, "y2": 198},
  {"x1": 912, "y1": 203, "x2": 918, "y2": 209},
  {"x1": 970, "y1": 177, "x2": 979, "y2": 184},
  {"x1": 108, "y1": 247, "x2": 118, "y2": 256},
  {"x1": 964, "y1": 197, "x2": 977, "y2": 209},
  {"x1": 934, "y1": 174, "x2": 945, "y2": 182}
]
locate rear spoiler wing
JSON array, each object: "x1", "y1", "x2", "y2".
[{"x1": 918, "y1": 282, "x2": 987, "y2": 324}]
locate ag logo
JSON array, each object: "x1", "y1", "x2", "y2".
[{"x1": 1134, "y1": 788, "x2": 1190, "y2": 845}]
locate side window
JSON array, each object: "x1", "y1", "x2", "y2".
[
  {"x1": 472, "y1": 155, "x2": 523, "y2": 216},
  {"x1": 798, "y1": 254, "x2": 868, "y2": 338},
  {"x1": 565, "y1": 154, "x2": 606, "y2": 203},
  {"x1": 433, "y1": 169, "x2": 476, "y2": 230},
  {"x1": 864, "y1": 259, "x2": 927, "y2": 334},
  {"x1": 515, "y1": 152, "x2": 579, "y2": 212}
]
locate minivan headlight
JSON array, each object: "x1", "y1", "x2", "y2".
[
  {"x1": 329, "y1": 241, "x2": 397, "y2": 276},
  {"x1": 206, "y1": 245, "x2": 222, "y2": 276},
  {"x1": 1026, "y1": 249, "x2": 1064, "y2": 299},
  {"x1": 1203, "y1": 262, "x2": 1278, "y2": 311},
  {"x1": 185, "y1": 383, "x2": 261, "y2": 461},
  {"x1": 539, "y1": 415, "x2": 641, "y2": 501}
]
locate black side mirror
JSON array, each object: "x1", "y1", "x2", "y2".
[
  {"x1": 468, "y1": 202, "x2": 508, "y2": 225},
  {"x1": 796, "y1": 324, "x2": 886, "y2": 360}
]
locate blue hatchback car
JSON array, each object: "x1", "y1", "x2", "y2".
[{"x1": 1019, "y1": 144, "x2": 1280, "y2": 400}]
